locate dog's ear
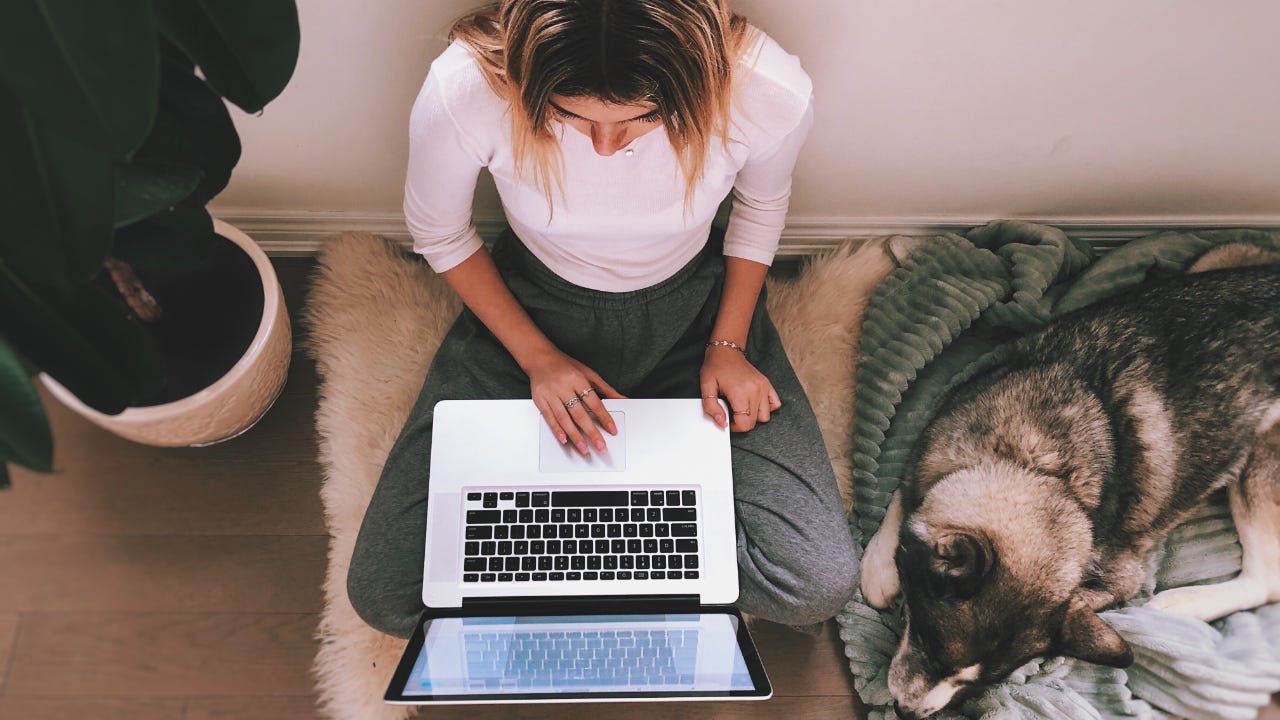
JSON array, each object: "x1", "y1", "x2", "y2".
[
  {"x1": 927, "y1": 532, "x2": 993, "y2": 599},
  {"x1": 1055, "y1": 597, "x2": 1133, "y2": 668}
]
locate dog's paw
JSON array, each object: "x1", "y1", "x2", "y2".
[
  {"x1": 861, "y1": 540, "x2": 901, "y2": 609},
  {"x1": 1147, "y1": 580, "x2": 1269, "y2": 622}
]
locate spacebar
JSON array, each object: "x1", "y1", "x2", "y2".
[{"x1": 551, "y1": 491, "x2": 630, "y2": 507}]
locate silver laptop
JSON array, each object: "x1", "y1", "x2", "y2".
[{"x1": 384, "y1": 398, "x2": 772, "y2": 704}]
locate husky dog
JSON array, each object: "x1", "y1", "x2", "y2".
[{"x1": 859, "y1": 258, "x2": 1280, "y2": 720}]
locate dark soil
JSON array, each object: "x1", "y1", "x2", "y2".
[{"x1": 126, "y1": 235, "x2": 265, "y2": 407}]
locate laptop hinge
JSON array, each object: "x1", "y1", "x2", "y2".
[{"x1": 461, "y1": 594, "x2": 702, "y2": 613}]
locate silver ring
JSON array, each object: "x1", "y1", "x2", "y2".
[
  {"x1": 564, "y1": 397, "x2": 581, "y2": 410},
  {"x1": 733, "y1": 410, "x2": 751, "y2": 415},
  {"x1": 578, "y1": 388, "x2": 595, "y2": 399}
]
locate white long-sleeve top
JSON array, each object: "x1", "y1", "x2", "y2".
[{"x1": 404, "y1": 29, "x2": 814, "y2": 292}]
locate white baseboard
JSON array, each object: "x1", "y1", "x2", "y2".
[{"x1": 210, "y1": 209, "x2": 1280, "y2": 258}]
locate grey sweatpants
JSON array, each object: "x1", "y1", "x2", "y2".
[{"x1": 348, "y1": 231, "x2": 859, "y2": 639}]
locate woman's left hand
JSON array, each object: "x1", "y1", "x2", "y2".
[{"x1": 700, "y1": 345, "x2": 782, "y2": 432}]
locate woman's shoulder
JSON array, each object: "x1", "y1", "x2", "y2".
[
  {"x1": 418, "y1": 39, "x2": 508, "y2": 124},
  {"x1": 732, "y1": 28, "x2": 814, "y2": 145}
]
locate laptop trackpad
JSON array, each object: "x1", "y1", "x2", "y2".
[{"x1": 539, "y1": 411, "x2": 625, "y2": 472}]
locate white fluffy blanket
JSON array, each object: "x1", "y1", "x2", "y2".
[{"x1": 303, "y1": 232, "x2": 894, "y2": 719}]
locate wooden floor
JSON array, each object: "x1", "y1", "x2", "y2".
[{"x1": 2, "y1": 257, "x2": 1274, "y2": 720}]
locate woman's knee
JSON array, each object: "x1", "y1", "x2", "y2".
[
  {"x1": 346, "y1": 541, "x2": 423, "y2": 639},
  {"x1": 738, "y1": 525, "x2": 861, "y2": 626}
]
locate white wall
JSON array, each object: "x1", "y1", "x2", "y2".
[{"x1": 212, "y1": 0, "x2": 1280, "y2": 250}]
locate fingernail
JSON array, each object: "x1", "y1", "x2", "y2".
[
  {"x1": 596, "y1": 440, "x2": 607, "y2": 452},
  {"x1": 577, "y1": 442, "x2": 587, "y2": 454},
  {"x1": 558, "y1": 433, "x2": 567, "y2": 444}
]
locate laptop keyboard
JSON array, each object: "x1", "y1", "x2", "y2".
[
  {"x1": 461, "y1": 489, "x2": 702, "y2": 583},
  {"x1": 463, "y1": 628, "x2": 699, "y2": 688}
]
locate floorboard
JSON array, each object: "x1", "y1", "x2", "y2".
[
  {"x1": 0, "y1": 536, "x2": 325, "y2": 613},
  {"x1": 5, "y1": 613, "x2": 318, "y2": 697},
  {"x1": 0, "y1": 697, "x2": 187, "y2": 720}
]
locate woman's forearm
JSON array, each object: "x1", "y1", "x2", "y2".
[
  {"x1": 711, "y1": 256, "x2": 770, "y2": 346},
  {"x1": 439, "y1": 247, "x2": 559, "y2": 371}
]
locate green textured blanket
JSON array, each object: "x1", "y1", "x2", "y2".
[{"x1": 837, "y1": 221, "x2": 1280, "y2": 720}]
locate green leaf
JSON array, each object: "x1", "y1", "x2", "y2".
[
  {"x1": 0, "y1": 335, "x2": 53, "y2": 473},
  {"x1": 114, "y1": 205, "x2": 217, "y2": 272},
  {"x1": 0, "y1": 0, "x2": 157, "y2": 156},
  {"x1": 114, "y1": 159, "x2": 204, "y2": 229},
  {"x1": 0, "y1": 82, "x2": 115, "y2": 291},
  {"x1": 134, "y1": 53, "x2": 240, "y2": 206},
  {"x1": 0, "y1": 259, "x2": 164, "y2": 415},
  {"x1": 154, "y1": 0, "x2": 300, "y2": 114}
]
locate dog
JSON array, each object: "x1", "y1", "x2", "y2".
[{"x1": 859, "y1": 252, "x2": 1280, "y2": 719}]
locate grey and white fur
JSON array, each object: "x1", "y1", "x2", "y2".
[{"x1": 860, "y1": 250, "x2": 1280, "y2": 720}]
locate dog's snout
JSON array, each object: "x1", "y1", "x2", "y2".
[{"x1": 894, "y1": 702, "x2": 915, "y2": 720}]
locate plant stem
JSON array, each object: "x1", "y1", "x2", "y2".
[{"x1": 103, "y1": 258, "x2": 163, "y2": 322}]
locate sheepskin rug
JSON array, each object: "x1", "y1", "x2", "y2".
[{"x1": 304, "y1": 232, "x2": 894, "y2": 719}]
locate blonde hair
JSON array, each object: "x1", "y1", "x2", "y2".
[{"x1": 451, "y1": 0, "x2": 757, "y2": 209}]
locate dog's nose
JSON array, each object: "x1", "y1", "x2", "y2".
[{"x1": 894, "y1": 702, "x2": 913, "y2": 720}]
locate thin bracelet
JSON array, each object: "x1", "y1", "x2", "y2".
[{"x1": 706, "y1": 339, "x2": 746, "y2": 354}]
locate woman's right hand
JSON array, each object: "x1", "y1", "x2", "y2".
[{"x1": 523, "y1": 348, "x2": 626, "y2": 455}]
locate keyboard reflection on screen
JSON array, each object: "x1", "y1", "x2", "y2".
[{"x1": 462, "y1": 628, "x2": 700, "y2": 690}]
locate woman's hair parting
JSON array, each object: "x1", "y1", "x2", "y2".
[{"x1": 451, "y1": 0, "x2": 757, "y2": 209}]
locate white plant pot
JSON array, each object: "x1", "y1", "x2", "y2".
[{"x1": 41, "y1": 219, "x2": 292, "y2": 447}]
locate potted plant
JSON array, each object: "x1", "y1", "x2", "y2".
[{"x1": 0, "y1": 0, "x2": 301, "y2": 487}]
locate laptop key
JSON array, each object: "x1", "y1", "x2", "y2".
[
  {"x1": 651, "y1": 571, "x2": 665, "y2": 579},
  {"x1": 663, "y1": 507, "x2": 696, "y2": 522},
  {"x1": 563, "y1": 540, "x2": 577, "y2": 554},
  {"x1": 671, "y1": 524, "x2": 697, "y2": 537},
  {"x1": 685, "y1": 571, "x2": 699, "y2": 579},
  {"x1": 464, "y1": 558, "x2": 486, "y2": 572},
  {"x1": 682, "y1": 490, "x2": 696, "y2": 506},
  {"x1": 483, "y1": 492, "x2": 498, "y2": 508},
  {"x1": 481, "y1": 541, "x2": 496, "y2": 555},
  {"x1": 655, "y1": 524, "x2": 670, "y2": 537},
  {"x1": 666, "y1": 490, "x2": 680, "y2": 506},
  {"x1": 532, "y1": 492, "x2": 550, "y2": 507},
  {"x1": 571, "y1": 556, "x2": 585, "y2": 570},
  {"x1": 601, "y1": 571, "x2": 615, "y2": 580},
  {"x1": 624, "y1": 524, "x2": 638, "y2": 537},
  {"x1": 668, "y1": 571, "x2": 681, "y2": 579},
  {"x1": 550, "y1": 572, "x2": 565, "y2": 581},
  {"x1": 493, "y1": 526, "x2": 509, "y2": 539},
  {"x1": 640, "y1": 524, "x2": 654, "y2": 537},
  {"x1": 488, "y1": 558, "x2": 503, "y2": 571},
  {"x1": 511, "y1": 525, "x2": 525, "y2": 540},
  {"x1": 516, "y1": 492, "x2": 530, "y2": 507},
  {"x1": 467, "y1": 492, "x2": 481, "y2": 501},
  {"x1": 567, "y1": 572, "x2": 581, "y2": 580},
  {"x1": 630, "y1": 491, "x2": 648, "y2": 506},
  {"x1": 464, "y1": 573, "x2": 479, "y2": 582},
  {"x1": 466, "y1": 526, "x2": 492, "y2": 540},
  {"x1": 575, "y1": 524, "x2": 590, "y2": 538},
  {"x1": 498, "y1": 573, "x2": 513, "y2": 582},
  {"x1": 650, "y1": 490, "x2": 664, "y2": 506},
  {"x1": 668, "y1": 555, "x2": 682, "y2": 569},
  {"x1": 467, "y1": 510, "x2": 501, "y2": 524},
  {"x1": 552, "y1": 509, "x2": 566, "y2": 523},
  {"x1": 604, "y1": 555, "x2": 618, "y2": 569},
  {"x1": 516, "y1": 572, "x2": 530, "y2": 581},
  {"x1": 644, "y1": 539, "x2": 658, "y2": 554},
  {"x1": 583, "y1": 571, "x2": 599, "y2": 580},
  {"x1": 481, "y1": 573, "x2": 496, "y2": 582},
  {"x1": 591, "y1": 524, "x2": 606, "y2": 538},
  {"x1": 502, "y1": 509, "x2": 517, "y2": 523},
  {"x1": 594, "y1": 539, "x2": 609, "y2": 553},
  {"x1": 685, "y1": 555, "x2": 699, "y2": 568},
  {"x1": 498, "y1": 541, "x2": 512, "y2": 555},
  {"x1": 634, "y1": 571, "x2": 649, "y2": 580},
  {"x1": 533, "y1": 572, "x2": 548, "y2": 581},
  {"x1": 599, "y1": 509, "x2": 613, "y2": 522},
  {"x1": 617, "y1": 571, "x2": 632, "y2": 580},
  {"x1": 660, "y1": 539, "x2": 674, "y2": 553},
  {"x1": 630, "y1": 509, "x2": 645, "y2": 522},
  {"x1": 522, "y1": 557, "x2": 536, "y2": 571},
  {"x1": 607, "y1": 524, "x2": 622, "y2": 537},
  {"x1": 653, "y1": 556, "x2": 666, "y2": 569},
  {"x1": 676, "y1": 539, "x2": 698, "y2": 553},
  {"x1": 465, "y1": 542, "x2": 480, "y2": 556},
  {"x1": 500, "y1": 491, "x2": 514, "y2": 501}
]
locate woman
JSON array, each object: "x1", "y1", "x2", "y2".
[{"x1": 348, "y1": 0, "x2": 859, "y2": 639}]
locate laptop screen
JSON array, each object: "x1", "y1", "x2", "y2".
[{"x1": 385, "y1": 609, "x2": 771, "y2": 703}]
